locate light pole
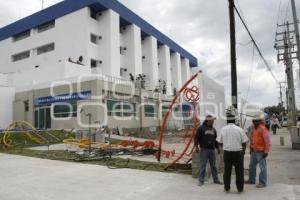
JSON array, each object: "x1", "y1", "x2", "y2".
[{"x1": 80, "y1": 109, "x2": 92, "y2": 154}]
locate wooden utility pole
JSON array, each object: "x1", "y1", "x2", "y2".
[
  {"x1": 228, "y1": 0, "x2": 238, "y2": 110},
  {"x1": 291, "y1": 0, "x2": 300, "y2": 65},
  {"x1": 275, "y1": 22, "x2": 298, "y2": 126},
  {"x1": 278, "y1": 82, "x2": 286, "y2": 115}
]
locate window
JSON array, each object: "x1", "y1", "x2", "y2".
[
  {"x1": 120, "y1": 46, "x2": 127, "y2": 55},
  {"x1": 90, "y1": 34, "x2": 98, "y2": 44},
  {"x1": 37, "y1": 43, "x2": 55, "y2": 55},
  {"x1": 106, "y1": 91, "x2": 139, "y2": 102},
  {"x1": 12, "y1": 51, "x2": 30, "y2": 62},
  {"x1": 37, "y1": 20, "x2": 55, "y2": 33},
  {"x1": 144, "y1": 104, "x2": 156, "y2": 117},
  {"x1": 53, "y1": 102, "x2": 77, "y2": 118},
  {"x1": 13, "y1": 30, "x2": 30, "y2": 42},
  {"x1": 91, "y1": 59, "x2": 98, "y2": 68},
  {"x1": 24, "y1": 101, "x2": 29, "y2": 112},
  {"x1": 90, "y1": 9, "x2": 101, "y2": 20},
  {"x1": 107, "y1": 100, "x2": 136, "y2": 117}
]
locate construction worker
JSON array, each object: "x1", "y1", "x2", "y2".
[
  {"x1": 245, "y1": 115, "x2": 270, "y2": 188},
  {"x1": 217, "y1": 114, "x2": 248, "y2": 193},
  {"x1": 194, "y1": 115, "x2": 222, "y2": 186}
]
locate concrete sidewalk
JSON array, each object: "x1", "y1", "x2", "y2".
[{"x1": 0, "y1": 128, "x2": 299, "y2": 200}]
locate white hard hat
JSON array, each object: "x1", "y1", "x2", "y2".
[{"x1": 252, "y1": 114, "x2": 264, "y2": 121}]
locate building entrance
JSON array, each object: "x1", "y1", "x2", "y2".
[{"x1": 34, "y1": 107, "x2": 51, "y2": 129}]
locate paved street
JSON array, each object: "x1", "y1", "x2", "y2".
[{"x1": 0, "y1": 128, "x2": 299, "y2": 200}]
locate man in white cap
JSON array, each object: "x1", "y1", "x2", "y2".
[
  {"x1": 245, "y1": 114, "x2": 270, "y2": 188},
  {"x1": 217, "y1": 114, "x2": 248, "y2": 193}
]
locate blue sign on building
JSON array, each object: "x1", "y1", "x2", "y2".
[{"x1": 34, "y1": 91, "x2": 92, "y2": 106}]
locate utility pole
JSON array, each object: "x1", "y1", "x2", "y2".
[
  {"x1": 278, "y1": 82, "x2": 286, "y2": 115},
  {"x1": 286, "y1": 88, "x2": 289, "y2": 114},
  {"x1": 228, "y1": 0, "x2": 238, "y2": 110},
  {"x1": 291, "y1": 0, "x2": 300, "y2": 66},
  {"x1": 275, "y1": 22, "x2": 298, "y2": 126},
  {"x1": 286, "y1": 23, "x2": 297, "y2": 125}
]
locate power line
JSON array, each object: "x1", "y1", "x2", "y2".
[
  {"x1": 284, "y1": 0, "x2": 291, "y2": 23},
  {"x1": 236, "y1": 0, "x2": 247, "y2": 25},
  {"x1": 236, "y1": 40, "x2": 252, "y2": 46},
  {"x1": 245, "y1": 43, "x2": 256, "y2": 102},
  {"x1": 237, "y1": 40, "x2": 252, "y2": 46},
  {"x1": 234, "y1": 5, "x2": 280, "y2": 84},
  {"x1": 276, "y1": 0, "x2": 283, "y2": 25}
]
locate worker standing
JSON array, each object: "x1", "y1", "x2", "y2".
[
  {"x1": 217, "y1": 114, "x2": 248, "y2": 193},
  {"x1": 245, "y1": 115, "x2": 270, "y2": 188},
  {"x1": 270, "y1": 114, "x2": 280, "y2": 135},
  {"x1": 194, "y1": 115, "x2": 222, "y2": 186}
]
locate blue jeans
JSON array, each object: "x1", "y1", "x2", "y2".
[
  {"x1": 199, "y1": 148, "x2": 219, "y2": 183},
  {"x1": 249, "y1": 152, "x2": 267, "y2": 186}
]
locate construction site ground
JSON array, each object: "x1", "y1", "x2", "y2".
[{"x1": 0, "y1": 128, "x2": 299, "y2": 200}]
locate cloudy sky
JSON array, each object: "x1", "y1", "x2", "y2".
[{"x1": 0, "y1": 0, "x2": 299, "y2": 107}]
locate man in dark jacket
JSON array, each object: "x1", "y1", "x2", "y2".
[{"x1": 195, "y1": 115, "x2": 222, "y2": 186}]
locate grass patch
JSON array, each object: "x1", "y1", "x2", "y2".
[
  {"x1": 0, "y1": 130, "x2": 191, "y2": 175},
  {"x1": 0, "y1": 148, "x2": 191, "y2": 175}
]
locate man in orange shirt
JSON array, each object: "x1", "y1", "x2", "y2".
[{"x1": 245, "y1": 115, "x2": 271, "y2": 188}]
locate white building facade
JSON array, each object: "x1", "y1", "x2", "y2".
[{"x1": 0, "y1": 0, "x2": 225, "y2": 132}]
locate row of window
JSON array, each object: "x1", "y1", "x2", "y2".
[
  {"x1": 107, "y1": 100, "x2": 137, "y2": 117},
  {"x1": 12, "y1": 43, "x2": 55, "y2": 62},
  {"x1": 106, "y1": 100, "x2": 160, "y2": 118},
  {"x1": 12, "y1": 20, "x2": 55, "y2": 42},
  {"x1": 33, "y1": 99, "x2": 174, "y2": 119},
  {"x1": 53, "y1": 102, "x2": 77, "y2": 118}
]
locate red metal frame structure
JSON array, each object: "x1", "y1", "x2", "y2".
[{"x1": 157, "y1": 70, "x2": 202, "y2": 163}]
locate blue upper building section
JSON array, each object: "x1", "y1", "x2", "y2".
[{"x1": 0, "y1": 0, "x2": 198, "y2": 67}]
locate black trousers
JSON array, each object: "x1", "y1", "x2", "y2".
[{"x1": 223, "y1": 151, "x2": 244, "y2": 191}]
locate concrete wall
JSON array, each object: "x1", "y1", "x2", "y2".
[
  {"x1": 181, "y1": 58, "x2": 191, "y2": 84},
  {"x1": 158, "y1": 45, "x2": 172, "y2": 95},
  {"x1": 12, "y1": 74, "x2": 227, "y2": 132},
  {"x1": 141, "y1": 36, "x2": 159, "y2": 90},
  {"x1": 7, "y1": 61, "x2": 91, "y2": 90},
  {"x1": 13, "y1": 79, "x2": 162, "y2": 130},
  {"x1": 170, "y1": 52, "x2": 182, "y2": 91},
  {"x1": 120, "y1": 24, "x2": 142, "y2": 80},
  {"x1": 0, "y1": 8, "x2": 90, "y2": 74}
]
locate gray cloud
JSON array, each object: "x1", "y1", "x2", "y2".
[{"x1": 118, "y1": 0, "x2": 299, "y2": 108}]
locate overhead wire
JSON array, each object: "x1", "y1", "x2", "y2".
[
  {"x1": 284, "y1": 0, "x2": 291, "y2": 23},
  {"x1": 276, "y1": 0, "x2": 283, "y2": 25},
  {"x1": 234, "y1": 5, "x2": 280, "y2": 84},
  {"x1": 245, "y1": 43, "x2": 256, "y2": 102},
  {"x1": 237, "y1": 40, "x2": 252, "y2": 46},
  {"x1": 236, "y1": 0, "x2": 247, "y2": 23}
]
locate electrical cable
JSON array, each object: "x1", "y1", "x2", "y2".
[
  {"x1": 237, "y1": 40, "x2": 252, "y2": 46},
  {"x1": 284, "y1": 0, "x2": 291, "y2": 23},
  {"x1": 245, "y1": 43, "x2": 256, "y2": 102},
  {"x1": 236, "y1": 0, "x2": 247, "y2": 25},
  {"x1": 276, "y1": 0, "x2": 283, "y2": 25},
  {"x1": 234, "y1": 5, "x2": 280, "y2": 84}
]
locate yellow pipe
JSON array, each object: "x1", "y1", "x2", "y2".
[{"x1": 2, "y1": 120, "x2": 44, "y2": 148}]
